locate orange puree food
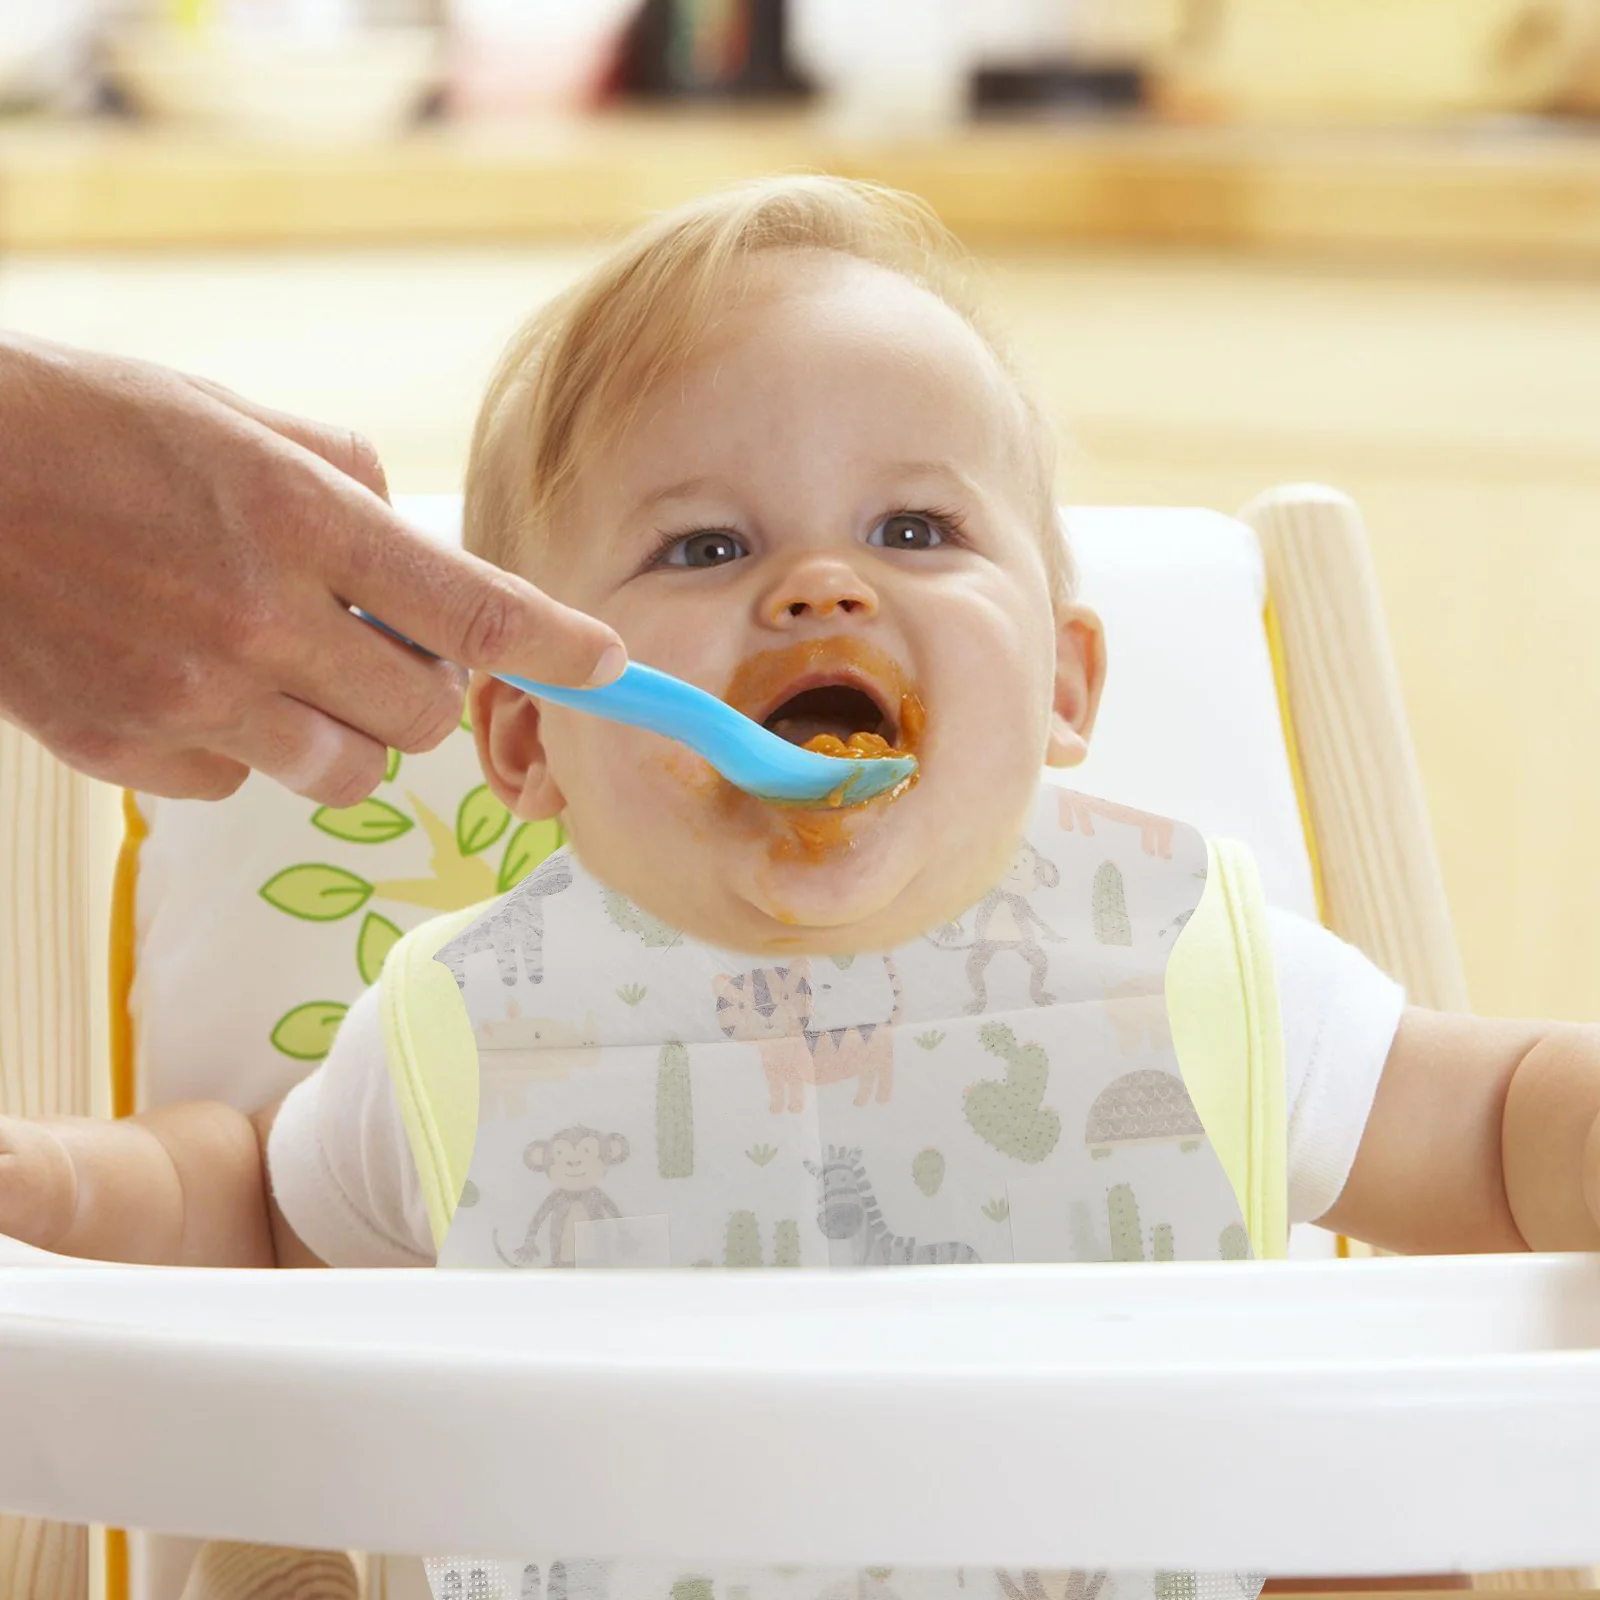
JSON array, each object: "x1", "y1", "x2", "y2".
[{"x1": 801, "y1": 731, "x2": 905, "y2": 761}]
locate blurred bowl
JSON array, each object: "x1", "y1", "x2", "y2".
[
  {"x1": 444, "y1": 0, "x2": 640, "y2": 118},
  {"x1": 105, "y1": 26, "x2": 442, "y2": 142},
  {"x1": 0, "y1": 0, "x2": 96, "y2": 107},
  {"x1": 790, "y1": 0, "x2": 972, "y2": 136},
  {"x1": 1153, "y1": 0, "x2": 1600, "y2": 122}
]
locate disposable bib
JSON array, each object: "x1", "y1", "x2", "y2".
[{"x1": 378, "y1": 786, "x2": 1288, "y2": 1600}]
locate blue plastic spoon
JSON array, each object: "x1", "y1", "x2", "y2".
[{"x1": 357, "y1": 612, "x2": 917, "y2": 808}]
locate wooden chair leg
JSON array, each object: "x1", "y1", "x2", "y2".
[
  {"x1": 0, "y1": 1517, "x2": 87, "y2": 1600},
  {"x1": 178, "y1": 1543, "x2": 360, "y2": 1600}
]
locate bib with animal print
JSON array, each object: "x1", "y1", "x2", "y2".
[{"x1": 424, "y1": 784, "x2": 1265, "y2": 1600}]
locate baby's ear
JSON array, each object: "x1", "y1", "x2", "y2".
[
  {"x1": 1046, "y1": 601, "x2": 1105, "y2": 769},
  {"x1": 471, "y1": 673, "x2": 565, "y2": 821}
]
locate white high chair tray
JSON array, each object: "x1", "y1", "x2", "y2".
[{"x1": 2, "y1": 1255, "x2": 1599, "y2": 1575}]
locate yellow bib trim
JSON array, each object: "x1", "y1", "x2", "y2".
[
  {"x1": 1166, "y1": 839, "x2": 1289, "y2": 1260},
  {"x1": 379, "y1": 903, "x2": 485, "y2": 1252}
]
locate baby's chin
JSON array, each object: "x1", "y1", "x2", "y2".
[
  {"x1": 739, "y1": 844, "x2": 920, "y2": 944},
  {"x1": 722, "y1": 771, "x2": 1040, "y2": 953},
  {"x1": 720, "y1": 791, "x2": 968, "y2": 953},
  {"x1": 572, "y1": 786, "x2": 933, "y2": 955}
]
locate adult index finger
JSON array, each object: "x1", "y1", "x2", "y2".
[
  {"x1": 322, "y1": 491, "x2": 627, "y2": 689},
  {"x1": 182, "y1": 372, "x2": 393, "y2": 503}
]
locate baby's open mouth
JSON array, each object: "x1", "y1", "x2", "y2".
[
  {"x1": 762, "y1": 682, "x2": 899, "y2": 756},
  {"x1": 722, "y1": 638, "x2": 926, "y2": 791}
]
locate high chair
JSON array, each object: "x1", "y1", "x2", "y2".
[{"x1": 0, "y1": 486, "x2": 1594, "y2": 1600}]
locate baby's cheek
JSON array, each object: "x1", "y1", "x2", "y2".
[
  {"x1": 932, "y1": 634, "x2": 1051, "y2": 756},
  {"x1": 548, "y1": 724, "x2": 650, "y2": 829},
  {"x1": 651, "y1": 742, "x2": 717, "y2": 796},
  {"x1": 606, "y1": 734, "x2": 730, "y2": 847},
  {"x1": 559, "y1": 740, "x2": 689, "y2": 879}
]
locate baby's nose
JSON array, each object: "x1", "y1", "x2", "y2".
[{"x1": 764, "y1": 558, "x2": 879, "y2": 625}]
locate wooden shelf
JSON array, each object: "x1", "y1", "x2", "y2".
[{"x1": 3, "y1": 110, "x2": 1600, "y2": 260}]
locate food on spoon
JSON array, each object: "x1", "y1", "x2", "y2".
[{"x1": 801, "y1": 730, "x2": 907, "y2": 761}]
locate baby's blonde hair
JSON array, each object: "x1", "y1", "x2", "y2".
[{"x1": 464, "y1": 175, "x2": 1070, "y2": 600}]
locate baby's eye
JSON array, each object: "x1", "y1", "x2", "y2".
[
  {"x1": 659, "y1": 530, "x2": 748, "y2": 569},
  {"x1": 868, "y1": 514, "x2": 945, "y2": 551}
]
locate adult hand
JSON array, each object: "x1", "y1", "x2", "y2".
[{"x1": 0, "y1": 334, "x2": 625, "y2": 805}]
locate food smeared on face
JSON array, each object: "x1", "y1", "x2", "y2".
[{"x1": 717, "y1": 637, "x2": 927, "y2": 859}]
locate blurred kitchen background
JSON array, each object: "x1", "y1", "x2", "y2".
[{"x1": 3, "y1": 0, "x2": 1600, "y2": 1021}]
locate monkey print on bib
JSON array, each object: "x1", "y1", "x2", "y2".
[{"x1": 425, "y1": 784, "x2": 1265, "y2": 1600}]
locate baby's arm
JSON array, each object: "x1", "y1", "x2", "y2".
[
  {"x1": 1321, "y1": 1011, "x2": 1600, "y2": 1253},
  {"x1": 0, "y1": 1098, "x2": 324, "y2": 1268}
]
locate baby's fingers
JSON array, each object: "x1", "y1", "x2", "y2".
[
  {"x1": 1584, "y1": 1112, "x2": 1600, "y2": 1238},
  {"x1": 0, "y1": 1117, "x2": 76, "y2": 1251}
]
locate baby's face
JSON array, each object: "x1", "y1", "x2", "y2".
[{"x1": 475, "y1": 251, "x2": 1101, "y2": 954}]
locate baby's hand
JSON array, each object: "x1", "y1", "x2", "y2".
[
  {"x1": 1585, "y1": 1110, "x2": 1600, "y2": 1240},
  {"x1": 0, "y1": 1115, "x2": 76, "y2": 1252}
]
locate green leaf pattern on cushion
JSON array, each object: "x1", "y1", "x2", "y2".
[
  {"x1": 270, "y1": 1000, "x2": 349, "y2": 1060},
  {"x1": 260, "y1": 864, "x2": 374, "y2": 921},
  {"x1": 356, "y1": 911, "x2": 404, "y2": 984},
  {"x1": 263, "y1": 749, "x2": 569, "y2": 1059},
  {"x1": 498, "y1": 819, "x2": 563, "y2": 892},
  {"x1": 312, "y1": 797, "x2": 413, "y2": 844},
  {"x1": 456, "y1": 784, "x2": 511, "y2": 857}
]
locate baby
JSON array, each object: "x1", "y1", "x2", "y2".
[{"x1": 2, "y1": 173, "x2": 1598, "y2": 1282}]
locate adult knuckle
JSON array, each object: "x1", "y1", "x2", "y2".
[
  {"x1": 345, "y1": 429, "x2": 389, "y2": 497},
  {"x1": 198, "y1": 700, "x2": 252, "y2": 747},
  {"x1": 226, "y1": 453, "x2": 318, "y2": 569},
  {"x1": 193, "y1": 762, "x2": 249, "y2": 802},
  {"x1": 249, "y1": 716, "x2": 304, "y2": 778},
  {"x1": 149, "y1": 653, "x2": 215, "y2": 726},
  {"x1": 313, "y1": 771, "x2": 365, "y2": 809},
  {"x1": 221, "y1": 589, "x2": 286, "y2": 664},
  {"x1": 226, "y1": 450, "x2": 295, "y2": 534},
  {"x1": 457, "y1": 574, "x2": 527, "y2": 666},
  {"x1": 57, "y1": 725, "x2": 132, "y2": 779},
  {"x1": 314, "y1": 749, "x2": 384, "y2": 809},
  {"x1": 394, "y1": 679, "x2": 464, "y2": 755}
]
